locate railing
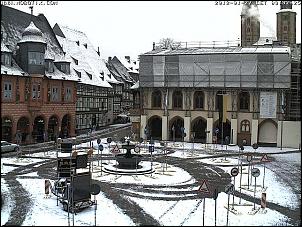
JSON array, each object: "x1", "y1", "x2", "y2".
[{"x1": 153, "y1": 40, "x2": 241, "y2": 50}]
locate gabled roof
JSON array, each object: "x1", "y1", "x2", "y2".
[
  {"x1": 1, "y1": 6, "x2": 78, "y2": 82},
  {"x1": 1, "y1": 5, "x2": 64, "y2": 59},
  {"x1": 108, "y1": 56, "x2": 135, "y2": 84},
  {"x1": 119, "y1": 56, "x2": 139, "y2": 74},
  {"x1": 54, "y1": 24, "x2": 118, "y2": 88}
]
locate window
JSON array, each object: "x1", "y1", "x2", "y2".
[
  {"x1": 28, "y1": 52, "x2": 44, "y2": 65},
  {"x1": 283, "y1": 26, "x2": 288, "y2": 32},
  {"x1": 1, "y1": 53, "x2": 11, "y2": 66},
  {"x1": 65, "y1": 87, "x2": 72, "y2": 102},
  {"x1": 247, "y1": 18, "x2": 251, "y2": 25},
  {"x1": 51, "y1": 86, "x2": 60, "y2": 101},
  {"x1": 239, "y1": 91, "x2": 250, "y2": 111},
  {"x1": 173, "y1": 90, "x2": 183, "y2": 109},
  {"x1": 194, "y1": 91, "x2": 204, "y2": 109},
  {"x1": 60, "y1": 64, "x2": 70, "y2": 74},
  {"x1": 3, "y1": 82, "x2": 12, "y2": 100},
  {"x1": 45, "y1": 60, "x2": 54, "y2": 73},
  {"x1": 247, "y1": 27, "x2": 250, "y2": 33},
  {"x1": 240, "y1": 120, "x2": 250, "y2": 132},
  {"x1": 32, "y1": 83, "x2": 41, "y2": 99}
]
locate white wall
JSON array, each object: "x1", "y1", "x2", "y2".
[
  {"x1": 277, "y1": 121, "x2": 301, "y2": 149},
  {"x1": 258, "y1": 120, "x2": 277, "y2": 144}
]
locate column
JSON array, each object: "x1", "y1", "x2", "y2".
[
  {"x1": 230, "y1": 119, "x2": 237, "y2": 145},
  {"x1": 184, "y1": 116, "x2": 191, "y2": 142},
  {"x1": 206, "y1": 118, "x2": 213, "y2": 144},
  {"x1": 140, "y1": 115, "x2": 147, "y2": 139},
  {"x1": 251, "y1": 119, "x2": 258, "y2": 145},
  {"x1": 162, "y1": 116, "x2": 168, "y2": 141}
]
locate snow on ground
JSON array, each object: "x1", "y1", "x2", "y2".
[
  {"x1": 17, "y1": 178, "x2": 135, "y2": 226},
  {"x1": 1, "y1": 178, "x2": 14, "y2": 226},
  {"x1": 1, "y1": 138, "x2": 300, "y2": 226},
  {"x1": 93, "y1": 161, "x2": 194, "y2": 186}
]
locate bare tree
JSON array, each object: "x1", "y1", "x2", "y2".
[{"x1": 158, "y1": 38, "x2": 181, "y2": 50}]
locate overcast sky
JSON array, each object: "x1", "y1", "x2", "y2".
[{"x1": 8, "y1": 1, "x2": 302, "y2": 60}]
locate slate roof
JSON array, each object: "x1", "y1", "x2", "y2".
[
  {"x1": 54, "y1": 24, "x2": 119, "y2": 88},
  {"x1": 107, "y1": 56, "x2": 135, "y2": 84},
  {"x1": 1, "y1": 5, "x2": 78, "y2": 82}
]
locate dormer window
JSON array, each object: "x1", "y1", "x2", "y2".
[
  {"x1": 75, "y1": 69, "x2": 81, "y2": 78},
  {"x1": 71, "y1": 56, "x2": 78, "y2": 65},
  {"x1": 83, "y1": 43, "x2": 87, "y2": 49},
  {"x1": 1, "y1": 53, "x2": 11, "y2": 66},
  {"x1": 86, "y1": 71, "x2": 92, "y2": 80},
  {"x1": 28, "y1": 52, "x2": 44, "y2": 65},
  {"x1": 60, "y1": 63, "x2": 70, "y2": 74},
  {"x1": 76, "y1": 41, "x2": 80, "y2": 46},
  {"x1": 108, "y1": 73, "x2": 111, "y2": 78}
]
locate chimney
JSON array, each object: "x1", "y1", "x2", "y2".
[
  {"x1": 29, "y1": 6, "x2": 33, "y2": 15},
  {"x1": 108, "y1": 56, "x2": 112, "y2": 62},
  {"x1": 153, "y1": 42, "x2": 155, "y2": 50},
  {"x1": 97, "y1": 47, "x2": 100, "y2": 56}
]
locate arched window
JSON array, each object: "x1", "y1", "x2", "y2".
[
  {"x1": 239, "y1": 91, "x2": 250, "y2": 111},
  {"x1": 152, "y1": 90, "x2": 162, "y2": 108},
  {"x1": 172, "y1": 91, "x2": 183, "y2": 109},
  {"x1": 194, "y1": 91, "x2": 204, "y2": 109},
  {"x1": 240, "y1": 120, "x2": 250, "y2": 132}
]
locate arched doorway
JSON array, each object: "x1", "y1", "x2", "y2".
[
  {"x1": 48, "y1": 115, "x2": 59, "y2": 141},
  {"x1": 1, "y1": 116, "x2": 13, "y2": 142},
  {"x1": 33, "y1": 116, "x2": 45, "y2": 143},
  {"x1": 17, "y1": 116, "x2": 30, "y2": 144},
  {"x1": 170, "y1": 117, "x2": 184, "y2": 141},
  {"x1": 148, "y1": 116, "x2": 162, "y2": 140},
  {"x1": 258, "y1": 119, "x2": 277, "y2": 146},
  {"x1": 192, "y1": 117, "x2": 207, "y2": 143},
  {"x1": 213, "y1": 119, "x2": 231, "y2": 144},
  {"x1": 61, "y1": 114, "x2": 71, "y2": 138}
]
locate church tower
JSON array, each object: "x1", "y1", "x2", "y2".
[
  {"x1": 241, "y1": 2, "x2": 260, "y2": 47},
  {"x1": 276, "y1": 2, "x2": 296, "y2": 46}
]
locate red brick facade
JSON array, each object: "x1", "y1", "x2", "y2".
[{"x1": 1, "y1": 74, "x2": 77, "y2": 144}]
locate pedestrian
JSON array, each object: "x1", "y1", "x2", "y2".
[{"x1": 15, "y1": 131, "x2": 21, "y2": 145}]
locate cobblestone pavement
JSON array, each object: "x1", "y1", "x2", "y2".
[{"x1": 1, "y1": 147, "x2": 301, "y2": 226}]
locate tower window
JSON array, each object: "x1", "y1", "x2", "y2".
[
  {"x1": 28, "y1": 52, "x2": 44, "y2": 65},
  {"x1": 247, "y1": 27, "x2": 250, "y2": 33},
  {"x1": 283, "y1": 26, "x2": 288, "y2": 32}
]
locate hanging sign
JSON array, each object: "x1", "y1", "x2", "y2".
[{"x1": 198, "y1": 179, "x2": 210, "y2": 194}]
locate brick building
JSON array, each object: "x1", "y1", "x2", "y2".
[{"x1": 1, "y1": 6, "x2": 78, "y2": 144}]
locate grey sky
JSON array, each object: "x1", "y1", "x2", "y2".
[{"x1": 8, "y1": 1, "x2": 302, "y2": 60}]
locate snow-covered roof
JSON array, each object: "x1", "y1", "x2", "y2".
[
  {"x1": 18, "y1": 21, "x2": 46, "y2": 44},
  {"x1": 277, "y1": 8, "x2": 296, "y2": 14},
  {"x1": 119, "y1": 56, "x2": 139, "y2": 74},
  {"x1": 130, "y1": 81, "x2": 139, "y2": 90},
  {"x1": 1, "y1": 43, "x2": 12, "y2": 53},
  {"x1": 107, "y1": 56, "x2": 135, "y2": 83},
  {"x1": 1, "y1": 59, "x2": 28, "y2": 77},
  {"x1": 143, "y1": 46, "x2": 291, "y2": 55},
  {"x1": 253, "y1": 37, "x2": 277, "y2": 46},
  {"x1": 54, "y1": 24, "x2": 118, "y2": 88},
  {"x1": 45, "y1": 65, "x2": 78, "y2": 82}
]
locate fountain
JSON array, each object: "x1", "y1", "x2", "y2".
[{"x1": 115, "y1": 140, "x2": 142, "y2": 169}]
